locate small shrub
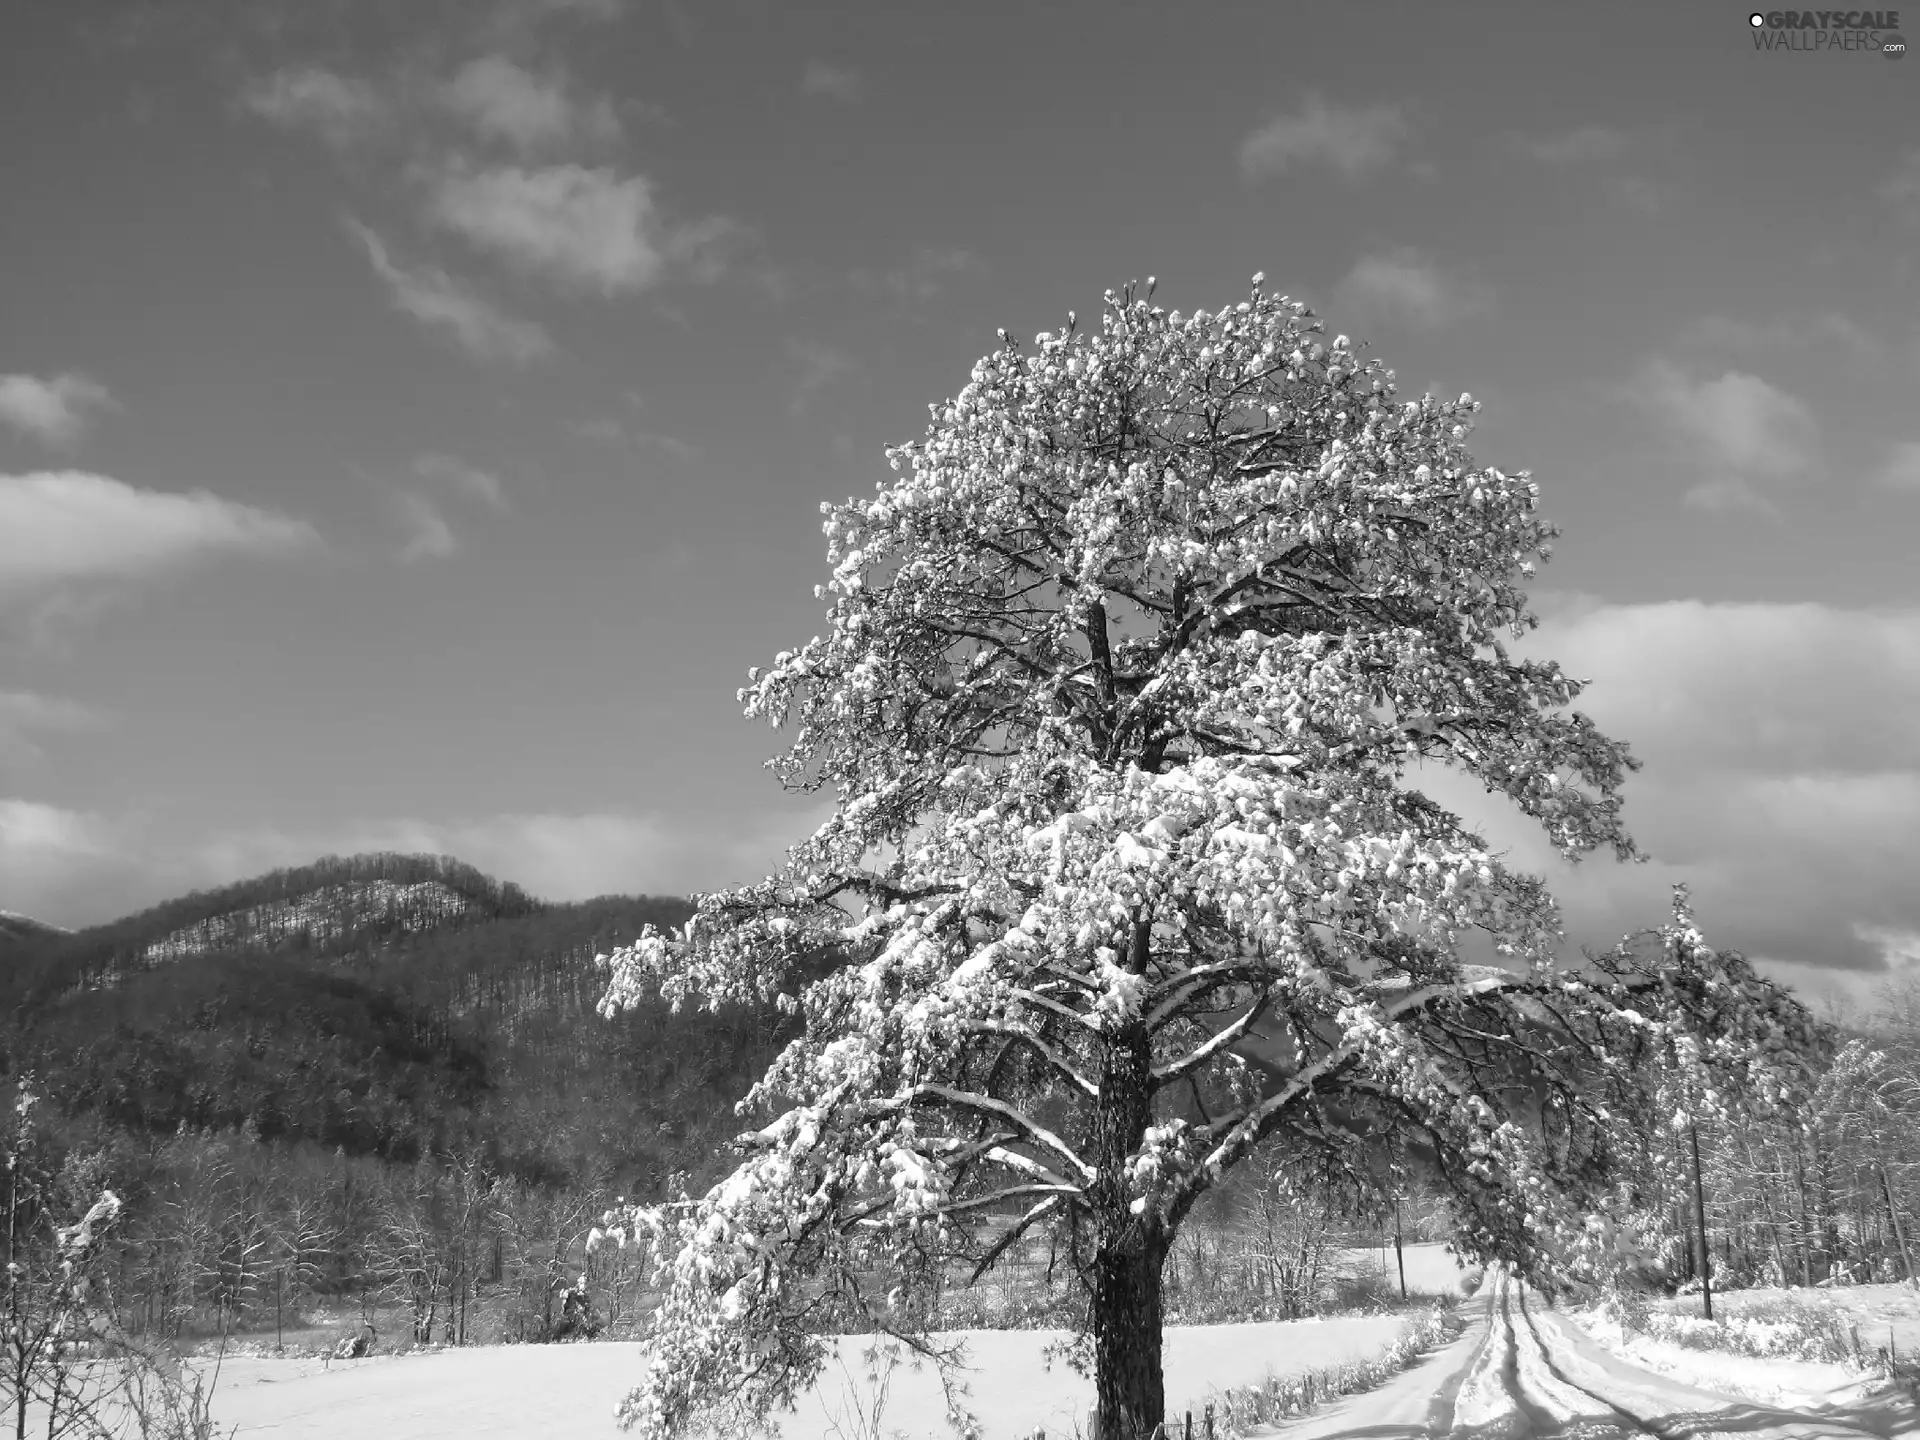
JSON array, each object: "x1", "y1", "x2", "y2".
[{"x1": 1639, "y1": 1299, "x2": 1871, "y2": 1368}]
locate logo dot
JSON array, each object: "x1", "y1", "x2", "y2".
[{"x1": 1749, "y1": 11, "x2": 1765, "y2": 24}]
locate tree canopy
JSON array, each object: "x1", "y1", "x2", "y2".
[{"x1": 598, "y1": 279, "x2": 1817, "y2": 1440}]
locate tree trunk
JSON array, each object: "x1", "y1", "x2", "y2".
[
  {"x1": 1090, "y1": 948, "x2": 1165, "y2": 1440},
  {"x1": 1879, "y1": 1165, "x2": 1914, "y2": 1285},
  {"x1": 1092, "y1": 1233, "x2": 1167, "y2": 1440}
]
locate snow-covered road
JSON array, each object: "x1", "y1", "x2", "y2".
[{"x1": 1274, "y1": 1270, "x2": 1906, "y2": 1440}]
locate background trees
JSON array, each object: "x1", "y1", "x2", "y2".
[{"x1": 598, "y1": 281, "x2": 1819, "y2": 1440}]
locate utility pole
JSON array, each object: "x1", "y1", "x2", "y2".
[
  {"x1": 1690, "y1": 1118, "x2": 1713, "y2": 1320},
  {"x1": 1393, "y1": 1197, "x2": 1407, "y2": 1300}
]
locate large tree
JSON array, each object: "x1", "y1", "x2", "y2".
[{"x1": 598, "y1": 280, "x2": 1816, "y2": 1440}]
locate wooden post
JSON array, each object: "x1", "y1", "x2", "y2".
[
  {"x1": 1204, "y1": 1401, "x2": 1215, "y2": 1439},
  {"x1": 1690, "y1": 1119, "x2": 1713, "y2": 1321},
  {"x1": 1183, "y1": 1410, "x2": 1193, "y2": 1440}
]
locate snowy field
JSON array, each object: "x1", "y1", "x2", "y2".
[
  {"x1": 198, "y1": 1313, "x2": 1406, "y2": 1439},
  {"x1": 1332, "y1": 1239, "x2": 1479, "y2": 1296}
]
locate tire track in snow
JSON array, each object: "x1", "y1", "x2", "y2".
[
  {"x1": 1487, "y1": 1267, "x2": 1881, "y2": 1440},
  {"x1": 1270, "y1": 1267, "x2": 1887, "y2": 1440}
]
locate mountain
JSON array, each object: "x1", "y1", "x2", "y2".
[
  {"x1": 0, "y1": 909, "x2": 69, "y2": 950},
  {"x1": 0, "y1": 854, "x2": 790, "y2": 1196}
]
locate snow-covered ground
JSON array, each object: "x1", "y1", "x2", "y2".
[
  {"x1": 198, "y1": 1313, "x2": 1406, "y2": 1439},
  {"x1": 1654, "y1": 1280, "x2": 1920, "y2": 1360},
  {"x1": 1265, "y1": 1269, "x2": 1911, "y2": 1440},
  {"x1": 1575, "y1": 1308, "x2": 1883, "y2": 1411}
]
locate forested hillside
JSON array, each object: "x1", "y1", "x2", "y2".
[
  {"x1": 0, "y1": 854, "x2": 805, "y2": 1346},
  {"x1": 1, "y1": 852, "x2": 789, "y2": 1193}
]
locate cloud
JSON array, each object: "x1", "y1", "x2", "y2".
[
  {"x1": 0, "y1": 798, "x2": 837, "y2": 930},
  {"x1": 851, "y1": 247, "x2": 983, "y2": 303},
  {"x1": 787, "y1": 339, "x2": 857, "y2": 415},
  {"x1": 1332, "y1": 248, "x2": 1483, "y2": 331},
  {"x1": 493, "y1": 0, "x2": 624, "y2": 25},
  {"x1": 0, "y1": 691, "x2": 106, "y2": 736},
  {"x1": 1627, "y1": 360, "x2": 1820, "y2": 514},
  {"x1": 1514, "y1": 125, "x2": 1629, "y2": 164},
  {"x1": 346, "y1": 220, "x2": 554, "y2": 364},
  {"x1": 1877, "y1": 440, "x2": 1920, "y2": 491},
  {"x1": 658, "y1": 214, "x2": 751, "y2": 285},
  {"x1": 800, "y1": 60, "x2": 861, "y2": 101},
  {"x1": 426, "y1": 163, "x2": 663, "y2": 294},
  {"x1": 0, "y1": 690, "x2": 108, "y2": 774},
  {"x1": 1880, "y1": 148, "x2": 1920, "y2": 214},
  {"x1": 1239, "y1": 95, "x2": 1410, "y2": 182},
  {"x1": 1675, "y1": 310, "x2": 1883, "y2": 363},
  {"x1": 241, "y1": 66, "x2": 387, "y2": 148},
  {"x1": 414, "y1": 452, "x2": 509, "y2": 510},
  {"x1": 1409, "y1": 601, "x2": 1920, "y2": 984},
  {"x1": 439, "y1": 55, "x2": 619, "y2": 153},
  {"x1": 0, "y1": 471, "x2": 317, "y2": 597},
  {"x1": 0, "y1": 373, "x2": 115, "y2": 447},
  {"x1": 567, "y1": 418, "x2": 698, "y2": 459},
  {"x1": 396, "y1": 491, "x2": 457, "y2": 561},
  {"x1": 0, "y1": 800, "x2": 133, "y2": 926}
]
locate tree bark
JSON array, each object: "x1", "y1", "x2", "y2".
[
  {"x1": 1090, "y1": 944, "x2": 1167, "y2": 1440},
  {"x1": 1879, "y1": 1164, "x2": 1914, "y2": 1285},
  {"x1": 1092, "y1": 1234, "x2": 1167, "y2": 1440}
]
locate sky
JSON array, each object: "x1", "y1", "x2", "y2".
[{"x1": 1, "y1": 0, "x2": 1916, "y2": 1003}]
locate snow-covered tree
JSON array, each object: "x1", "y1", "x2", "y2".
[{"x1": 598, "y1": 279, "x2": 1818, "y2": 1440}]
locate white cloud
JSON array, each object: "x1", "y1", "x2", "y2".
[
  {"x1": 414, "y1": 452, "x2": 509, "y2": 510},
  {"x1": 1675, "y1": 310, "x2": 1882, "y2": 362},
  {"x1": 346, "y1": 220, "x2": 554, "y2": 364},
  {"x1": 1239, "y1": 95, "x2": 1409, "y2": 182},
  {"x1": 1515, "y1": 125, "x2": 1629, "y2": 164},
  {"x1": 0, "y1": 800, "x2": 131, "y2": 924},
  {"x1": 0, "y1": 691, "x2": 108, "y2": 774},
  {"x1": 787, "y1": 339, "x2": 857, "y2": 415},
  {"x1": 851, "y1": 247, "x2": 983, "y2": 302},
  {"x1": 0, "y1": 373, "x2": 114, "y2": 447},
  {"x1": 427, "y1": 163, "x2": 663, "y2": 295},
  {"x1": 658, "y1": 214, "x2": 749, "y2": 285},
  {"x1": 0, "y1": 799, "x2": 836, "y2": 929},
  {"x1": 1875, "y1": 440, "x2": 1920, "y2": 491},
  {"x1": 800, "y1": 60, "x2": 861, "y2": 101},
  {"x1": 1332, "y1": 248, "x2": 1482, "y2": 331},
  {"x1": 567, "y1": 418, "x2": 698, "y2": 459},
  {"x1": 396, "y1": 491, "x2": 457, "y2": 561},
  {"x1": 241, "y1": 67, "x2": 387, "y2": 148},
  {"x1": 0, "y1": 691, "x2": 105, "y2": 736},
  {"x1": 1881, "y1": 148, "x2": 1920, "y2": 213},
  {"x1": 1423, "y1": 600, "x2": 1920, "y2": 980},
  {"x1": 0, "y1": 471, "x2": 317, "y2": 597},
  {"x1": 439, "y1": 55, "x2": 619, "y2": 153},
  {"x1": 495, "y1": 0, "x2": 625, "y2": 24},
  {"x1": 1628, "y1": 360, "x2": 1820, "y2": 514}
]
